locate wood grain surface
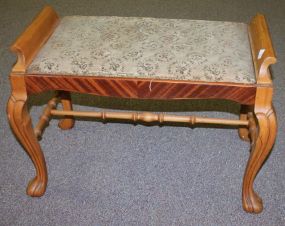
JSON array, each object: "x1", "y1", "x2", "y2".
[{"x1": 24, "y1": 74, "x2": 257, "y2": 104}]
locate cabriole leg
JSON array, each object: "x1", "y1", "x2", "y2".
[
  {"x1": 242, "y1": 87, "x2": 277, "y2": 213},
  {"x1": 7, "y1": 75, "x2": 47, "y2": 196}
]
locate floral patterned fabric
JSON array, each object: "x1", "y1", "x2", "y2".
[{"x1": 27, "y1": 16, "x2": 255, "y2": 84}]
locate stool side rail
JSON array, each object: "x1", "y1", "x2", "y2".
[
  {"x1": 248, "y1": 14, "x2": 277, "y2": 84},
  {"x1": 10, "y1": 6, "x2": 59, "y2": 73}
]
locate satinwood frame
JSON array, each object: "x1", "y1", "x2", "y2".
[{"x1": 7, "y1": 6, "x2": 277, "y2": 213}]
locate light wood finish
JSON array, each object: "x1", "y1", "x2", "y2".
[
  {"x1": 242, "y1": 87, "x2": 277, "y2": 213},
  {"x1": 248, "y1": 112, "x2": 257, "y2": 145},
  {"x1": 248, "y1": 14, "x2": 277, "y2": 84},
  {"x1": 33, "y1": 91, "x2": 75, "y2": 138},
  {"x1": 7, "y1": 6, "x2": 278, "y2": 214},
  {"x1": 58, "y1": 91, "x2": 75, "y2": 130},
  {"x1": 7, "y1": 75, "x2": 47, "y2": 196},
  {"x1": 239, "y1": 105, "x2": 254, "y2": 141},
  {"x1": 242, "y1": 14, "x2": 277, "y2": 213},
  {"x1": 51, "y1": 109, "x2": 249, "y2": 126},
  {"x1": 10, "y1": 6, "x2": 59, "y2": 73},
  {"x1": 34, "y1": 96, "x2": 59, "y2": 139}
]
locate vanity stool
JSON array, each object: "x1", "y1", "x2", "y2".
[{"x1": 7, "y1": 6, "x2": 277, "y2": 213}]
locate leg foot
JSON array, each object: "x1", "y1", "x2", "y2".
[
  {"x1": 58, "y1": 91, "x2": 75, "y2": 130},
  {"x1": 242, "y1": 107, "x2": 277, "y2": 213},
  {"x1": 27, "y1": 176, "x2": 47, "y2": 197}
]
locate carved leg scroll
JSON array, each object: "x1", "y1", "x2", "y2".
[
  {"x1": 239, "y1": 105, "x2": 253, "y2": 141},
  {"x1": 58, "y1": 91, "x2": 75, "y2": 130},
  {"x1": 242, "y1": 87, "x2": 277, "y2": 213},
  {"x1": 7, "y1": 75, "x2": 47, "y2": 196}
]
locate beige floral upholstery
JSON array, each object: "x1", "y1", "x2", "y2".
[{"x1": 28, "y1": 16, "x2": 255, "y2": 84}]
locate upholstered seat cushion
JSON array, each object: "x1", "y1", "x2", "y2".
[{"x1": 27, "y1": 16, "x2": 255, "y2": 84}]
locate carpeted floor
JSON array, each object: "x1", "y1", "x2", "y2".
[{"x1": 0, "y1": 0, "x2": 284, "y2": 225}]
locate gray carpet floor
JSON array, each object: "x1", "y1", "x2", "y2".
[{"x1": 0, "y1": 0, "x2": 284, "y2": 225}]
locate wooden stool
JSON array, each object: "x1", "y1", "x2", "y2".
[{"x1": 7, "y1": 6, "x2": 277, "y2": 213}]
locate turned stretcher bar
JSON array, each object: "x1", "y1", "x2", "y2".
[
  {"x1": 34, "y1": 96, "x2": 249, "y2": 139},
  {"x1": 50, "y1": 110, "x2": 249, "y2": 126}
]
